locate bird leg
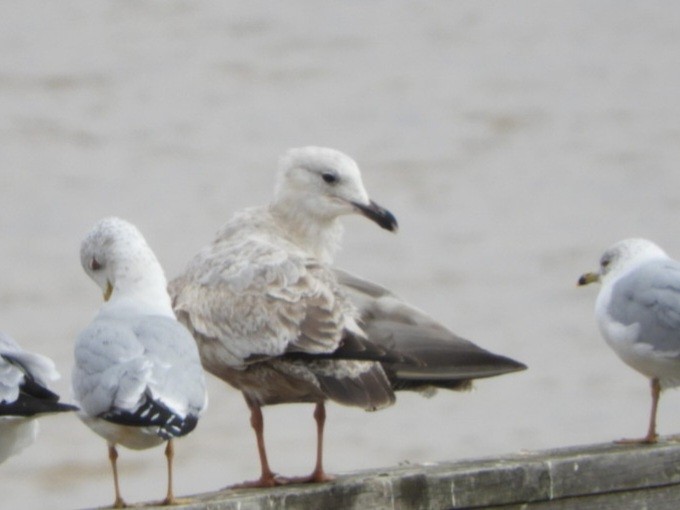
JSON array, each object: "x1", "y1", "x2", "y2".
[
  {"x1": 108, "y1": 445, "x2": 126, "y2": 508},
  {"x1": 277, "y1": 402, "x2": 334, "y2": 485},
  {"x1": 230, "y1": 402, "x2": 282, "y2": 488},
  {"x1": 616, "y1": 378, "x2": 661, "y2": 445},
  {"x1": 162, "y1": 439, "x2": 176, "y2": 505},
  {"x1": 306, "y1": 402, "x2": 334, "y2": 483}
]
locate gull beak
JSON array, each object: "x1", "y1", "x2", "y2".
[
  {"x1": 578, "y1": 272, "x2": 600, "y2": 286},
  {"x1": 103, "y1": 280, "x2": 113, "y2": 301},
  {"x1": 352, "y1": 200, "x2": 398, "y2": 232}
]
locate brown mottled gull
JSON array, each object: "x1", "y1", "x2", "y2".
[{"x1": 170, "y1": 146, "x2": 526, "y2": 487}]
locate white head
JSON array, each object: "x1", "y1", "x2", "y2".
[
  {"x1": 578, "y1": 238, "x2": 669, "y2": 286},
  {"x1": 80, "y1": 217, "x2": 171, "y2": 312},
  {"x1": 272, "y1": 146, "x2": 398, "y2": 232}
]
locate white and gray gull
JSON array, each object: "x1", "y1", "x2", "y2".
[
  {"x1": 73, "y1": 217, "x2": 207, "y2": 508},
  {"x1": 0, "y1": 332, "x2": 76, "y2": 464},
  {"x1": 579, "y1": 238, "x2": 680, "y2": 444},
  {"x1": 169, "y1": 146, "x2": 526, "y2": 487}
]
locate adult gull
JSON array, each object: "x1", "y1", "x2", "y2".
[
  {"x1": 170, "y1": 146, "x2": 526, "y2": 487},
  {"x1": 579, "y1": 238, "x2": 680, "y2": 443},
  {"x1": 0, "y1": 332, "x2": 76, "y2": 463},
  {"x1": 73, "y1": 217, "x2": 207, "y2": 507}
]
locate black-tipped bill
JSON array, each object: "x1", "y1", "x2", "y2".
[
  {"x1": 353, "y1": 200, "x2": 398, "y2": 232},
  {"x1": 578, "y1": 272, "x2": 599, "y2": 286}
]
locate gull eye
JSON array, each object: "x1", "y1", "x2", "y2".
[
  {"x1": 322, "y1": 172, "x2": 338, "y2": 184},
  {"x1": 90, "y1": 258, "x2": 102, "y2": 271}
]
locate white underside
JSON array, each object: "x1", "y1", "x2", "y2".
[
  {"x1": 78, "y1": 412, "x2": 165, "y2": 450},
  {"x1": 0, "y1": 417, "x2": 38, "y2": 463},
  {"x1": 598, "y1": 312, "x2": 680, "y2": 388}
]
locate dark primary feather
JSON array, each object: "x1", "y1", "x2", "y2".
[
  {"x1": 99, "y1": 392, "x2": 198, "y2": 440},
  {"x1": 367, "y1": 320, "x2": 526, "y2": 391},
  {"x1": 0, "y1": 354, "x2": 78, "y2": 417},
  {"x1": 0, "y1": 393, "x2": 78, "y2": 417},
  {"x1": 283, "y1": 331, "x2": 408, "y2": 364},
  {"x1": 334, "y1": 269, "x2": 527, "y2": 392}
]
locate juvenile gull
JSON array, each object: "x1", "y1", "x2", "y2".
[
  {"x1": 170, "y1": 146, "x2": 526, "y2": 486},
  {"x1": 0, "y1": 332, "x2": 76, "y2": 463},
  {"x1": 579, "y1": 238, "x2": 680, "y2": 443},
  {"x1": 73, "y1": 217, "x2": 207, "y2": 508}
]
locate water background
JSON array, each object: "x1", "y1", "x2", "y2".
[{"x1": 2, "y1": 2, "x2": 680, "y2": 508}]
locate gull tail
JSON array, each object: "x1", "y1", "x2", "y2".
[
  {"x1": 100, "y1": 392, "x2": 199, "y2": 440},
  {"x1": 312, "y1": 361, "x2": 396, "y2": 411}
]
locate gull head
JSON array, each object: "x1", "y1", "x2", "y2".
[
  {"x1": 272, "y1": 146, "x2": 398, "y2": 232},
  {"x1": 578, "y1": 238, "x2": 669, "y2": 287},
  {"x1": 80, "y1": 217, "x2": 167, "y2": 303}
]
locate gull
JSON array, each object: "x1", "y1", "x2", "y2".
[
  {"x1": 73, "y1": 217, "x2": 207, "y2": 508},
  {"x1": 170, "y1": 146, "x2": 526, "y2": 487},
  {"x1": 0, "y1": 332, "x2": 76, "y2": 463},
  {"x1": 579, "y1": 238, "x2": 680, "y2": 444}
]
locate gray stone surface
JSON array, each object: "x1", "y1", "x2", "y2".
[{"x1": 127, "y1": 441, "x2": 680, "y2": 510}]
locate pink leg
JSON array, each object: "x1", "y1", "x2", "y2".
[
  {"x1": 230, "y1": 402, "x2": 282, "y2": 488},
  {"x1": 162, "y1": 439, "x2": 176, "y2": 505},
  {"x1": 108, "y1": 445, "x2": 126, "y2": 508},
  {"x1": 616, "y1": 378, "x2": 661, "y2": 445},
  {"x1": 308, "y1": 402, "x2": 334, "y2": 483}
]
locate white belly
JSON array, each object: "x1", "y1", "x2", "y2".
[
  {"x1": 599, "y1": 314, "x2": 680, "y2": 387},
  {"x1": 78, "y1": 412, "x2": 165, "y2": 450},
  {"x1": 0, "y1": 417, "x2": 38, "y2": 463}
]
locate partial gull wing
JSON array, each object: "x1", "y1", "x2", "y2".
[
  {"x1": 608, "y1": 259, "x2": 680, "y2": 355},
  {"x1": 335, "y1": 269, "x2": 527, "y2": 387},
  {"x1": 0, "y1": 332, "x2": 77, "y2": 417}
]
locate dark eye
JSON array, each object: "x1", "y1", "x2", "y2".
[
  {"x1": 322, "y1": 172, "x2": 338, "y2": 184},
  {"x1": 90, "y1": 258, "x2": 102, "y2": 271}
]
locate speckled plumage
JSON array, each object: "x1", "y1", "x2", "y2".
[
  {"x1": 170, "y1": 147, "x2": 399, "y2": 485},
  {"x1": 170, "y1": 206, "x2": 392, "y2": 410}
]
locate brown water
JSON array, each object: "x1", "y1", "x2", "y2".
[{"x1": 2, "y1": 2, "x2": 680, "y2": 508}]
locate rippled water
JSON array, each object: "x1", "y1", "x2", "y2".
[{"x1": 2, "y1": 2, "x2": 680, "y2": 508}]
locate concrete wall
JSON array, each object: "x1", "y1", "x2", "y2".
[{"x1": 139, "y1": 441, "x2": 680, "y2": 509}]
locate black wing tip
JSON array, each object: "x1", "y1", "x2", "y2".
[
  {"x1": 494, "y1": 355, "x2": 528, "y2": 374},
  {"x1": 100, "y1": 397, "x2": 199, "y2": 440},
  {"x1": 53, "y1": 402, "x2": 80, "y2": 413},
  {"x1": 0, "y1": 397, "x2": 78, "y2": 417}
]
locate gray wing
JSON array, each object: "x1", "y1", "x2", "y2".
[
  {"x1": 335, "y1": 269, "x2": 527, "y2": 388},
  {"x1": 0, "y1": 332, "x2": 76, "y2": 416},
  {"x1": 133, "y1": 315, "x2": 207, "y2": 417},
  {"x1": 170, "y1": 236, "x2": 362, "y2": 368},
  {"x1": 73, "y1": 315, "x2": 206, "y2": 421},
  {"x1": 609, "y1": 260, "x2": 680, "y2": 353}
]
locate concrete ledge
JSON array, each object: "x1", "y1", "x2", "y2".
[{"x1": 139, "y1": 441, "x2": 680, "y2": 509}]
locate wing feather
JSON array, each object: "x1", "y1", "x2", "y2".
[
  {"x1": 73, "y1": 315, "x2": 206, "y2": 421},
  {"x1": 170, "y1": 234, "x2": 359, "y2": 367},
  {"x1": 610, "y1": 261, "x2": 680, "y2": 354}
]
